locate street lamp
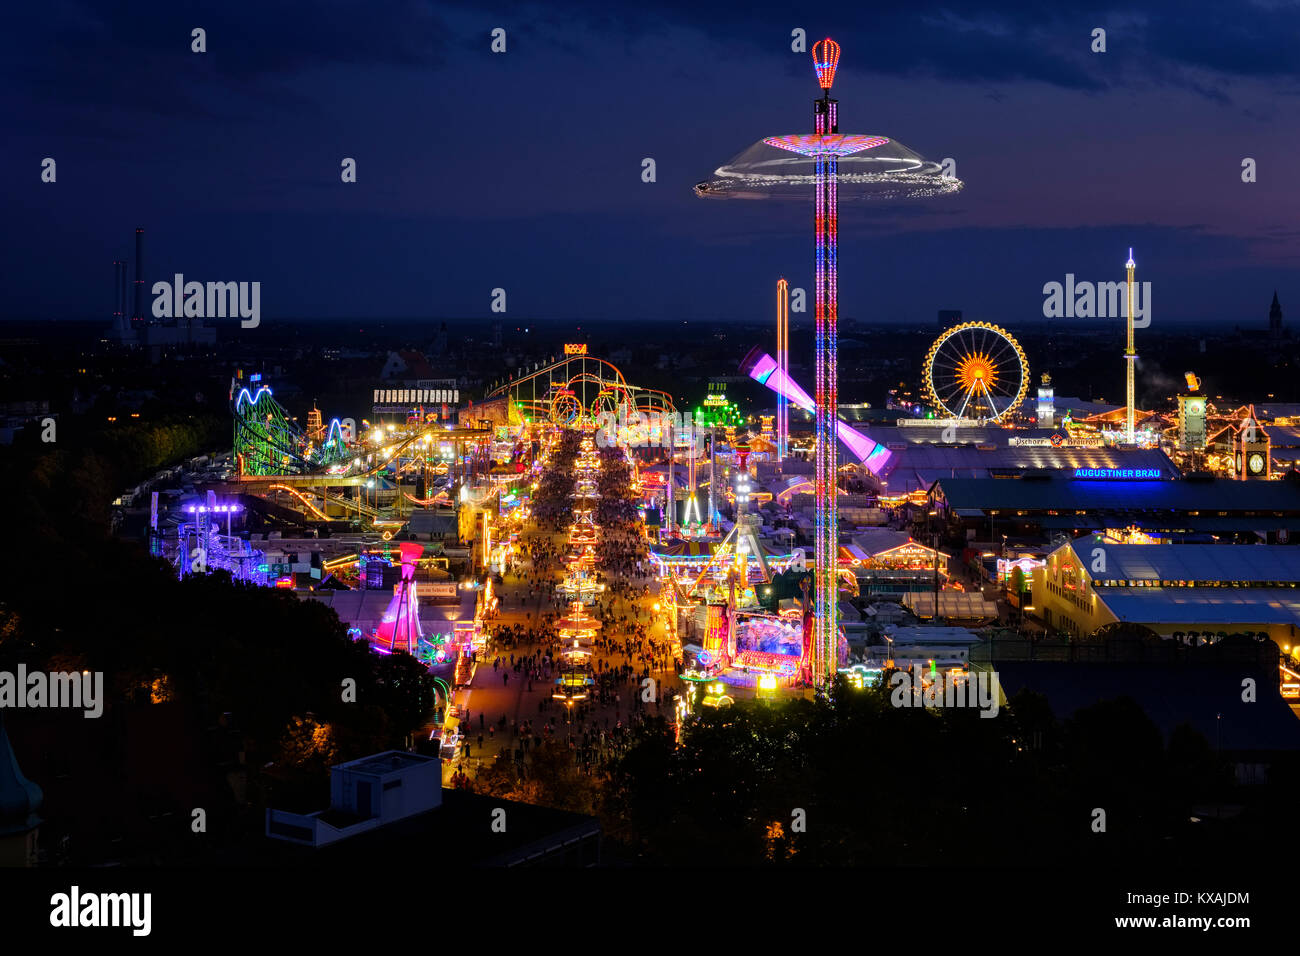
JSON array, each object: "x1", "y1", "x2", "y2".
[{"x1": 928, "y1": 510, "x2": 940, "y2": 622}]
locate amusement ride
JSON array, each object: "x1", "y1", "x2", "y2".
[{"x1": 922, "y1": 322, "x2": 1030, "y2": 423}]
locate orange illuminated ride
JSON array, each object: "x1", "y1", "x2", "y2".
[
  {"x1": 554, "y1": 599, "x2": 599, "y2": 703},
  {"x1": 922, "y1": 322, "x2": 1029, "y2": 422}
]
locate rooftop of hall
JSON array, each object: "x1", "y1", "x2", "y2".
[
  {"x1": 931, "y1": 475, "x2": 1300, "y2": 514},
  {"x1": 1059, "y1": 538, "x2": 1300, "y2": 584},
  {"x1": 878, "y1": 445, "x2": 1179, "y2": 494}
]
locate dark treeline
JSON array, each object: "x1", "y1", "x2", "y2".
[
  {"x1": 0, "y1": 415, "x2": 435, "y2": 864},
  {"x1": 603, "y1": 677, "x2": 1286, "y2": 866}
]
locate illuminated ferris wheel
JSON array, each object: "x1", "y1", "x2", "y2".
[{"x1": 922, "y1": 322, "x2": 1029, "y2": 422}]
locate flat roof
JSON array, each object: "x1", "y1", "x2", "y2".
[
  {"x1": 247, "y1": 789, "x2": 601, "y2": 866},
  {"x1": 881, "y1": 446, "x2": 1177, "y2": 493},
  {"x1": 902, "y1": 592, "x2": 998, "y2": 618},
  {"x1": 1096, "y1": 587, "x2": 1300, "y2": 625},
  {"x1": 338, "y1": 751, "x2": 437, "y2": 776},
  {"x1": 882, "y1": 626, "x2": 984, "y2": 645},
  {"x1": 1079, "y1": 542, "x2": 1300, "y2": 583},
  {"x1": 934, "y1": 476, "x2": 1300, "y2": 513},
  {"x1": 849, "y1": 528, "x2": 914, "y2": 554},
  {"x1": 299, "y1": 589, "x2": 477, "y2": 635}
]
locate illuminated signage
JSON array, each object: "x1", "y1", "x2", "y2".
[
  {"x1": 564, "y1": 343, "x2": 587, "y2": 355},
  {"x1": 1008, "y1": 436, "x2": 1104, "y2": 447},
  {"x1": 1073, "y1": 468, "x2": 1163, "y2": 480},
  {"x1": 417, "y1": 582, "x2": 459, "y2": 599},
  {"x1": 703, "y1": 393, "x2": 728, "y2": 407}
]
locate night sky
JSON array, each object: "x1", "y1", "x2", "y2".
[{"x1": 5, "y1": 1, "x2": 1300, "y2": 327}]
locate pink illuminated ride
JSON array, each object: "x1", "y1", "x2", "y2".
[
  {"x1": 740, "y1": 346, "x2": 892, "y2": 473},
  {"x1": 696, "y1": 37, "x2": 961, "y2": 692},
  {"x1": 373, "y1": 542, "x2": 426, "y2": 656}
]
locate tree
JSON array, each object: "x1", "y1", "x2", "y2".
[{"x1": 1010, "y1": 566, "x2": 1026, "y2": 598}]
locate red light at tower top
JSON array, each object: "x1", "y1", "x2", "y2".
[{"x1": 813, "y1": 37, "x2": 840, "y2": 89}]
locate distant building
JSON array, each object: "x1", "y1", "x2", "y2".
[
  {"x1": 1036, "y1": 373, "x2": 1055, "y2": 428},
  {"x1": 1270, "y1": 290, "x2": 1284, "y2": 340},
  {"x1": 1176, "y1": 394, "x2": 1207, "y2": 451},
  {"x1": 1233, "y1": 406, "x2": 1271, "y2": 480},
  {"x1": 0, "y1": 400, "x2": 54, "y2": 446},
  {"x1": 143, "y1": 322, "x2": 216, "y2": 347},
  {"x1": 937, "y1": 309, "x2": 962, "y2": 326},
  {"x1": 379, "y1": 350, "x2": 436, "y2": 380},
  {"x1": 845, "y1": 529, "x2": 949, "y2": 598}
]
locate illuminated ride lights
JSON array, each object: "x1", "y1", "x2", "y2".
[
  {"x1": 232, "y1": 383, "x2": 343, "y2": 477},
  {"x1": 554, "y1": 600, "x2": 599, "y2": 702},
  {"x1": 1124, "y1": 248, "x2": 1138, "y2": 445},
  {"x1": 741, "y1": 347, "x2": 892, "y2": 473},
  {"x1": 371, "y1": 542, "x2": 446, "y2": 663},
  {"x1": 268, "y1": 484, "x2": 331, "y2": 520},
  {"x1": 175, "y1": 497, "x2": 269, "y2": 587},
  {"x1": 697, "y1": 38, "x2": 960, "y2": 692},
  {"x1": 813, "y1": 36, "x2": 840, "y2": 87},
  {"x1": 922, "y1": 322, "x2": 1029, "y2": 422},
  {"x1": 699, "y1": 682, "x2": 735, "y2": 708},
  {"x1": 776, "y1": 279, "x2": 789, "y2": 461},
  {"x1": 556, "y1": 567, "x2": 605, "y2": 603},
  {"x1": 762, "y1": 133, "x2": 890, "y2": 156}
]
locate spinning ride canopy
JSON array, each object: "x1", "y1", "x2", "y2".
[
  {"x1": 694, "y1": 134, "x2": 962, "y2": 201},
  {"x1": 557, "y1": 610, "x2": 602, "y2": 633}
]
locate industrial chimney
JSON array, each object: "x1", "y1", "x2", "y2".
[
  {"x1": 132, "y1": 226, "x2": 144, "y2": 326},
  {"x1": 112, "y1": 260, "x2": 122, "y2": 332}
]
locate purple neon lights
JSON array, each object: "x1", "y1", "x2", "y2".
[
  {"x1": 747, "y1": 350, "x2": 779, "y2": 385},
  {"x1": 763, "y1": 134, "x2": 890, "y2": 157},
  {"x1": 741, "y1": 348, "x2": 892, "y2": 473}
]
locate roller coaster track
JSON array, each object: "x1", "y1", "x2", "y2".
[
  {"x1": 486, "y1": 353, "x2": 675, "y2": 417},
  {"x1": 232, "y1": 425, "x2": 492, "y2": 488},
  {"x1": 267, "y1": 484, "x2": 332, "y2": 520},
  {"x1": 266, "y1": 484, "x2": 385, "y2": 520},
  {"x1": 232, "y1": 385, "x2": 351, "y2": 476}
]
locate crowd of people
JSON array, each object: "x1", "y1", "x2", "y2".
[{"x1": 449, "y1": 426, "x2": 683, "y2": 783}]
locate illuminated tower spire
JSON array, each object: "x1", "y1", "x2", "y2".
[
  {"x1": 812, "y1": 37, "x2": 840, "y2": 690},
  {"x1": 776, "y1": 277, "x2": 789, "y2": 462},
  {"x1": 1125, "y1": 247, "x2": 1136, "y2": 444}
]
